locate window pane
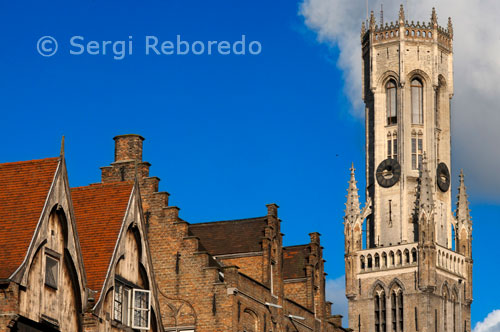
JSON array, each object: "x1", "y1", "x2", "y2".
[
  {"x1": 114, "y1": 284, "x2": 123, "y2": 322},
  {"x1": 418, "y1": 139, "x2": 423, "y2": 152},
  {"x1": 388, "y1": 140, "x2": 392, "y2": 158},
  {"x1": 132, "y1": 289, "x2": 151, "y2": 329},
  {"x1": 393, "y1": 139, "x2": 398, "y2": 160},
  {"x1": 412, "y1": 138, "x2": 416, "y2": 153},
  {"x1": 411, "y1": 79, "x2": 423, "y2": 124},
  {"x1": 45, "y1": 256, "x2": 58, "y2": 289},
  {"x1": 412, "y1": 155, "x2": 417, "y2": 170}
]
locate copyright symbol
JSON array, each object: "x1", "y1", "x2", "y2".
[{"x1": 37, "y1": 36, "x2": 58, "y2": 57}]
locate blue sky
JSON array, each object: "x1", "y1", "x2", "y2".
[{"x1": 0, "y1": 0, "x2": 498, "y2": 328}]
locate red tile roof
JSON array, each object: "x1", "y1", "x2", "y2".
[
  {"x1": 188, "y1": 217, "x2": 267, "y2": 256},
  {"x1": 283, "y1": 245, "x2": 310, "y2": 279},
  {"x1": 0, "y1": 158, "x2": 60, "y2": 279},
  {"x1": 71, "y1": 181, "x2": 133, "y2": 298}
]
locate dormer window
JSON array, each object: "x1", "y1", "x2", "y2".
[
  {"x1": 386, "y1": 80, "x2": 397, "y2": 125},
  {"x1": 114, "y1": 279, "x2": 151, "y2": 330}
]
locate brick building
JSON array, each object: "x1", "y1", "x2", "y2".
[
  {"x1": 0, "y1": 135, "x2": 346, "y2": 332},
  {"x1": 100, "y1": 134, "x2": 347, "y2": 332}
]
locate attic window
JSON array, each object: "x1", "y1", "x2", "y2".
[
  {"x1": 45, "y1": 255, "x2": 59, "y2": 289},
  {"x1": 132, "y1": 289, "x2": 151, "y2": 329},
  {"x1": 114, "y1": 279, "x2": 151, "y2": 330}
]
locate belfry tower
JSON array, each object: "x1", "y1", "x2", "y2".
[{"x1": 344, "y1": 6, "x2": 473, "y2": 332}]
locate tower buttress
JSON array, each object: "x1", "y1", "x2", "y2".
[{"x1": 417, "y1": 155, "x2": 437, "y2": 291}]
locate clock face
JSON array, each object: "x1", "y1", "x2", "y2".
[
  {"x1": 376, "y1": 158, "x2": 401, "y2": 188},
  {"x1": 437, "y1": 162, "x2": 450, "y2": 192}
]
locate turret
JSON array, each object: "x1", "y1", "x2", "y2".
[
  {"x1": 344, "y1": 164, "x2": 371, "y2": 298},
  {"x1": 455, "y1": 170, "x2": 473, "y2": 303}
]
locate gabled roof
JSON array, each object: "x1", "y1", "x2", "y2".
[
  {"x1": 188, "y1": 216, "x2": 268, "y2": 256},
  {"x1": 283, "y1": 244, "x2": 310, "y2": 280},
  {"x1": 71, "y1": 181, "x2": 133, "y2": 298},
  {"x1": 0, "y1": 157, "x2": 60, "y2": 279}
]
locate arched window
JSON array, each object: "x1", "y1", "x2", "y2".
[
  {"x1": 374, "y1": 289, "x2": 387, "y2": 332},
  {"x1": 386, "y1": 80, "x2": 397, "y2": 125},
  {"x1": 390, "y1": 289, "x2": 404, "y2": 332},
  {"x1": 411, "y1": 78, "x2": 424, "y2": 124},
  {"x1": 444, "y1": 293, "x2": 448, "y2": 332}
]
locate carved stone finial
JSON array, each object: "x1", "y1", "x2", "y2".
[
  {"x1": 369, "y1": 11, "x2": 376, "y2": 28},
  {"x1": 431, "y1": 7, "x2": 437, "y2": 25},
  {"x1": 455, "y1": 170, "x2": 471, "y2": 224},
  {"x1": 399, "y1": 4, "x2": 405, "y2": 23},
  {"x1": 344, "y1": 163, "x2": 361, "y2": 223},
  {"x1": 361, "y1": 21, "x2": 366, "y2": 35},
  {"x1": 448, "y1": 17, "x2": 454, "y2": 37}
]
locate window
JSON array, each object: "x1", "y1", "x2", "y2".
[
  {"x1": 386, "y1": 80, "x2": 397, "y2": 125},
  {"x1": 387, "y1": 132, "x2": 398, "y2": 160},
  {"x1": 411, "y1": 79, "x2": 424, "y2": 124},
  {"x1": 411, "y1": 133, "x2": 423, "y2": 170},
  {"x1": 45, "y1": 255, "x2": 59, "y2": 289},
  {"x1": 114, "y1": 280, "x2": 151, "y2": 330},
  {"x1": 391, "y1": 289, "x2": 404, "y2": 332},
  {"x1": 132, "y1": 289, "x2": 151, "y2": 329},
  {"x1": 374, "y1": 290, "x2": 386, "y2": 332}
]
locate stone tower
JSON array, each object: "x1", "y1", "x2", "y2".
[{"x1": 344, "y1": 6, "x2": 473, "y2": 332}]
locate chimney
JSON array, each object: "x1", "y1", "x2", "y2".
[{"x1": 114, "y1": 134, "x2": 144, "y2": 162}]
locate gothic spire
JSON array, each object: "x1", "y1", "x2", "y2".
[
  {"x1": 455, "y1": 170, "x2": 471, "y2": 224},
  {"x1": 417, "y1": 154, "x2": 434, "y2": 215},
  {"x1": 345, "y1": 163, "x2": 361, "y2": 223},
  {"x1": 399, "y1": 4, "x2": 405, "y2": 23}
]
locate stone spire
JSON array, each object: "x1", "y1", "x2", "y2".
[
  {"x1": 417, "y1": 154, "x2": 434, "y2": 216},
  {"x1": 345, "y1": 163, "x2": 361, "y2": 223},
  {"x1": 399, "y1": 4, "x2": 405, "y2": 23},
  {"x1": 431, "y1": 7, "x2": 437, "y2": 25},
  {"x1": 455, "y1": 170, "x2": 471, "y2": 224}
]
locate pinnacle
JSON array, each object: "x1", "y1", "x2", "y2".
[
  {"x1": 345, "y1": 163, "x2": 361, "y2": 220},
  {"x1": 456, "y1": 169, "x2": 471, "y2": 224}
]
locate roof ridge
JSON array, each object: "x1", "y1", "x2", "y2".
[
  {"x1": 0, "y1": 157, "x2": 59, "y2": 167},
  {"x1": 284, "y1": 244, "x2": 309, "y2": 249},
  {"x1": 71, "y1": 181, "x2": 134, "y2": 191},
  {"x1": 190, "y1": 216, "x2": 267, "y2": 226}
]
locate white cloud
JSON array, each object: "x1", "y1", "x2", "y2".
[
  {"x1": 299, "y1": 0, "x2": 500, "y2": 201},
  {"x1": 325, "y1": 275, "x2": 348, "y2": 325},
  {"x1": 473, "y1": 310, "x2": 500, "y2": 332}
]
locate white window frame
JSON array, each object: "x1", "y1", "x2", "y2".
[{"x1": 132, "y1": 289, "x2": 151, "y2": 330}]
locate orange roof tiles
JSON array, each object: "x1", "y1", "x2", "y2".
[
  {"x1": 71, "y1": 181, "x2": 133, "y2": 298},
  {"x1": 0, "y1": 157, "x2": 60, "y2": 279}
]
